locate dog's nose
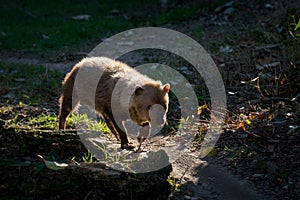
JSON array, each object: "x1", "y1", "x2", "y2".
[{"x1": 141, "y1": 121, "x2": 150, "y2": 126}]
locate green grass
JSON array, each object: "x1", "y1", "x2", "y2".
[
  {"x1": 66, "y1": 113, "x2": 110, "y2": 133},
  {"x1": 0, "y1": 0, "x2": 225, "y2": 54},
  {"x1": 5, "y1": 110, "x2": 110, "y2": 133},
  {"x1": 29, "y1": 113, "x2": 58, "y2": 129},
  {"x1": 0, "y1": 0, "x2": 134, "y2": 52},
  {"x1": 0, "y1": 62, "x2": 63, "y2": 105},
  {"x1": 149, "y1": 4, "x2": 200, "y2": 25}
]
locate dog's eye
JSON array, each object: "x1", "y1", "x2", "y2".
[{"x1": 147, "y1": 105, "x2": 151, "y2": 110}]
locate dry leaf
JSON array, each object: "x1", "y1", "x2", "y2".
[
  {"x1": 280, "y1": 77, "x2": 286, "y2": 85},
  {"x1": 38, "y1": 155, "x2": 68, "y2": 170},
  {"x1": 238, "y1": 121, "x2": 246, "y2": 131},
  {"x1": 197, "y1": 104, "x2": 208, "y2": 115}
]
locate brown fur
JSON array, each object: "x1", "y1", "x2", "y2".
[{"x1": 59, "y1": 57, "x2": 170, "y2": 149}]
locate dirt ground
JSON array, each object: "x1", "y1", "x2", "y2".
[{"x1": 1, "y1": 0, "x2": 300, "y2": 199}]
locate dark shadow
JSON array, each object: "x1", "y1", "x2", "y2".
[
  {"x1": 170, "y1": 158, "x2": 274, "y2": 200},
  {"x1": 0, "y1": 127, "x2": 172, "y2": 200}
]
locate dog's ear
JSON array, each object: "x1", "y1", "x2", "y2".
[
  {"x1": 163, "y1": 84, "x2": 170, "y2": 93},
  {"x1": 134, "y1": 86, "x2": 144, "y2": 96}
]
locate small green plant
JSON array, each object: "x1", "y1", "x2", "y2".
[
  {"x1": 30, "y1": 113, "x2": 58, "y2": 129},
  {"x1": 66, "y1": 114, "x2": 91, "y2": 128},
  {"x1": 87, "y1": 119, "x2": 110, "y2": 133},
  {"x1": 224, "y1": 145, "x2": 230, "y2": 151},
  {"x1": 295, "y1": 19, "x2": 300, "y2": 37},
  {"x1": 236, "y1": 147, "x2": 254, "y2": 158},
  {"x1": 67, "y1": 113, "x2": 110, "y2": 133},
  {"x1": 167, "y1": 176, "x2": 181, "y2": 191},
  {"x1": 82, "y1": 151, "x2": 93, "y2": 163},
  {"x1": 6, "y1": 114, "x2": 20, "y2": 128},
  {"x1": 288, "y1": 16, "x2": 300, "y2": 38}
]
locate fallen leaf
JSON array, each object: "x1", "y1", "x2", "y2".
[
  {"x1": 72, "y1": 15, "x2": 91, "y2": 21},
  {"x1": 245, "y1": 119, "x2": 252, "y2": 125},
  {"x1": 280, "y1": 76, "x2": 286, "y2": 85},
  {"x1": 37, "y1": 155, "x2": 68, "y2": 170},
  {"x1": 14, "y1": 78, "x2": 25, "y2": 82},
  {"x1": 238, "y1": 121, "x2": 246, "y2": 131},
  {"x1": 197, "y1": 104, "x2": 208, "y2": 115}
]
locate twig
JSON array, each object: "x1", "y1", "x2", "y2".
[
  {"x1": 3, "y1": 126, "x2": 79, "y2": 135},
  {"x1": 247, "y1": 97, "x2": 294, "y2": 104},
  {"x1": 83, "y1": 190, "x2": 93, "y2": 200}
]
